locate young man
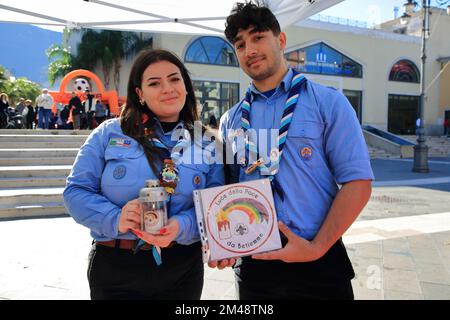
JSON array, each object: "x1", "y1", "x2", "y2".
[
  {"x1": 215, "y1": 2, "x2": 374, "y2": 299},
  {"x1": 35, "y1": 88, "x2": 54, "y2": 129},
  {"x1": 69, "y1": 92, "x2": 83, "y2": 130},
  {"x1": 84, "y1": 89, "x2": 95, "y2": 129}
]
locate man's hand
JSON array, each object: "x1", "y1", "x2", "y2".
[{"x1": 252, "y1": 221, "x2": 324, "y2": 263}]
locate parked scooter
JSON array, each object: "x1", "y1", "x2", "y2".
[{"x1": 2, "y1": 108, "x2": 25, "y2": 129}]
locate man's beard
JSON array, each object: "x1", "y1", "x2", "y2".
[{"x1": 246, "y1": 56, "x2": 282, "y2": 81}]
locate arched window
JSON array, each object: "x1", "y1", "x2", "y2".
[
  {"x1": 389, "y1": 60, "x2": 420, "y2": 83},
  {"x1": 285, "y1": 42, "x2": 362, "y2": 78},
  {"x1": 185, "y1": 36, "x2": 238, "y2": 66}
]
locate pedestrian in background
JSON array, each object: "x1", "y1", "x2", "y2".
[
  {"x1": 24, "y1": 99, "x2": 35, "y2": 129},
  {"x1": 69, "y1": 92, "x2": 83, "y2": 130},
  {"x1": 35, "y1": 88, "x2": 54, "y2": 129},
  {"x1": 94, "y1": 99, "x2": 107, "y2": 125}
]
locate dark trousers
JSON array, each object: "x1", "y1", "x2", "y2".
[
  {"x1": 95, "y1": 116, "x2": 106, "y2": 125},
  {"x1": 233, "y1": 238, "x2": 355, "y2": 300},
  {"x1": 88, "y1": 241, "x2": 204, "y2": 300},
  {"x1": 38, "y1": 108, "x2": 52, "y2": 129},
  {"x1": 86, "y1": 111, "x2": 95, "y2": 129},
  {"x1": 26, "y1": 117, "x2": 34, "y2": 129}
]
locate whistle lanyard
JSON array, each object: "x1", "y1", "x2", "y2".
[
  {"x1": 134, "y1": 123, "x2": 190, "y2": 263},
  {"x1": 240, "y1": 70, "x2": 306, "y2": 200}
]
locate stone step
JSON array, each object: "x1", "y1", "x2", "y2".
[
  {"x1": 0, "y1": 188, "x2": 63, "y2": 205},
  {"x1": 0, "y1": 134, "x2": 88, "y2": 142},
  {"x1": 0, "y1": 141, "x2": 84, "y2": 149},
  {"x1": 0, "y1": 202, "x2": 67, "y2": 220},
  {"x1": 0, "y1": 129, "x2": 91, "y2": 135},
  {"x1": 0, "y1": 157, "x2": 75, "y2": 166},
  {"x1": 0, "y1": 176, "x2": 67, "y2": 188},
  {"x1": 368, "y1": 145, "x2": 397, "y2": 159},
  {"x1": 0, "y1": 165, "x2": 72, "y2": 178},
  {"x1": 429, "y1": 151, "x2": 450, "y2": 157},
  {"x1": 368, "y1": 134, "x2": 450, "y2": 158},
  {"x1": 0, "y1": 187, "x2": 66, "y2": 220},
  {"x1": 0, "y1": 148, "x2": 79, "y2": 158},
  {"x1": 0, "y1": 186, "x2": 64, "y2": 196},
  {"x1": 400, "y1": 136, "x2": 450, "y2": 147}
]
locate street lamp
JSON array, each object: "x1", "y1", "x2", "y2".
[
  {"x1": 412, "y1": 0, "x2": 430, "y2": 173},
  {"x1": 403, "y1": 0, "x2": 450, "y2": 172},
  {"x1": 404, "y1": 0, "x2": 418, "y2": 14},
  {"x1": 400, "y1": 1, "x2": 417, "y2": 24},
  {"x1": 400, "y1": 0, "x2": 430, "y2": 172}
]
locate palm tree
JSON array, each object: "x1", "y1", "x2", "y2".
[
  {"x1": 46, "y1": 44, "x2": 74, "y2": 87},
  {"x1": 74, "y1": 29, "x2": 151, "y2": 91},
  {"x1": 113, "y1": 32, "x2": 151, "y2": 91}
]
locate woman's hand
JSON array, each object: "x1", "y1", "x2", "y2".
[
  {"x1": 118, "y1": 199, "x2": 142, "y2": 234},
  {"x1": 131, "y1": 218, "x2": 179, "y2": 248}
]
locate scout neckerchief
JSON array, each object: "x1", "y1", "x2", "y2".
[
  {"x1": 147, "y1": 122, "x2": 190, "y2": 193},
  {"x1": 133, "y1": 121, "x2": 190, "y2": 264},
  {"x1": 240, "y1": 69, "x2": 306, "y2": 200}
]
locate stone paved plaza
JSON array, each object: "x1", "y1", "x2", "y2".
[{"x1": 0, "y1": 158, "x2": 449, "y2": 300}]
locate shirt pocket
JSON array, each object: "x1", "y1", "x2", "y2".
[
  {"x1": 285, "y1": 121, "x2": 324, "y2": 169},
  {"x1": 102, "y1": 146, "x2": 145, "y2": 187},
  {"x1": 176, "y1": 163, "x2": 210, "y2": 198}
]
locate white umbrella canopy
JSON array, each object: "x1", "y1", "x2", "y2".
[{"x1": 0, "y1": 0, "x2": 343, "y2": 35}]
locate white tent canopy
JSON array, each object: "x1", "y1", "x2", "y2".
[{"x1": 0, "y1": 0, "x2": 343, "y2": 35}]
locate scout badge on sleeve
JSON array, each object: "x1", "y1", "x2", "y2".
[{"x1": 159, "y1": 159, "x2": 179, "y2": 194}]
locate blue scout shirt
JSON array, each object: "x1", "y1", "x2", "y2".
[
  {"x1": 64, "y1": 118, "x2": 224, "y2": 245},
  {"x1": 220, "y1": 68, "x2": 374, "y2": 241}
]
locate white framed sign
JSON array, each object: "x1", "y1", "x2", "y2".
[{"x1": 194, "y1": 179, "x2": 282, "y2": 262}]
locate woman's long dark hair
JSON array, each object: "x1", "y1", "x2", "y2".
[{"x1": 120, "y1": 49, "x2": 199, "y2": 174}]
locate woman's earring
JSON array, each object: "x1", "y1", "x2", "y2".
[{"x1": 139, "y1": 99, "x2": 145, "y2": 106}]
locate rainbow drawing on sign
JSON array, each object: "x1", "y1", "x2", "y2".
[{"x1": 216, "y1": 198, "x2": 269, "y2": 239}]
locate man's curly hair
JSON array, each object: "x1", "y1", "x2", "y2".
[{"x1": 224, "y1": 1, "x2": 281, "y2": 44}]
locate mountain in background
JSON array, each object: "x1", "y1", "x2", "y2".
[{"x1": 0, "y1": 23, "x2": 62, "y2": 89}]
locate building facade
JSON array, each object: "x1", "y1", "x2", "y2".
[{"x1": 70, "y1": 7, "x2": 450, "y2": 135}]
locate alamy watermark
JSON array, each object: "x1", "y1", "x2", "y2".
[{"x1": 170, "y1": 121, "x2": 280, "y2": 174}]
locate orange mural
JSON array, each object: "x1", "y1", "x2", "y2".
[{"x1": 48, "y1": 69, "x2": 125, "y2": 115}]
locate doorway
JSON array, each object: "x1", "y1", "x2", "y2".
[{"x1": 388, "y1": 94, "x2": 420, "y2": 134}]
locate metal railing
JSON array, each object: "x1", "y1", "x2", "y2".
[{"x1": 309, "y1": 14, "x2": 372, "y2": 29}]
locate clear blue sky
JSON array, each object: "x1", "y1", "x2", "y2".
[{"x1": 320, "y1": 0, "x2": 445, "y2": 24}]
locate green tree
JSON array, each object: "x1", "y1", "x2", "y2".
[
  {"x1": 3, "y1": 77, "x2": 41, "y2": 104},
  {"x1": 74, "y1": 29, "x2": 150, "y2": 91},
  {"x1": 0, "y1": 65, "x2": 41, "y2": 104},
  {"x1": 0, "y1": 65, "x2": 11, "y2": 93}
]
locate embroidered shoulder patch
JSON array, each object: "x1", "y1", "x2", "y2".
[{"x1": 109, "y1": 138, "x2": 131, "y2": 148}]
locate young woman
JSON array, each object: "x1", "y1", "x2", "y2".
[
  {"x1": 63, "y1": 49, "x2": 224, "y2": 300},
  {"x1": 0, "y1": 93, "x2": 10, "y2": 128}
]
